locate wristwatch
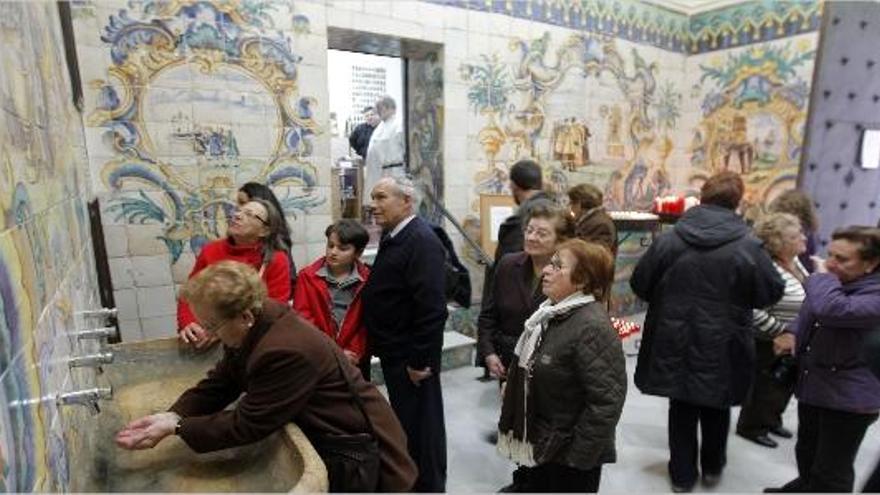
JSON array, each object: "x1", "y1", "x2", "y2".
[{"x1": 172, "y1": 414, "x2": 183, "y2": 436}]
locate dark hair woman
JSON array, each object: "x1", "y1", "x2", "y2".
[
  {"x1": 566, "y1": 183, "x2": 617, "y2": 256},
  {"x1": 766, "y1": 226, "x2": 880, "y2": 493},
  {"x1": 177, "y1": 199, "x2": 291, "y2": 349},
  {"x1": 237, "y1": 182, "x2": 297, "y2": 292},
  {"x1": 497, "y1": 239, "x2": 626, "y2": 492}
]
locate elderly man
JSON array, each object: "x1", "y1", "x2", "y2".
[
  {"x1": 363, "y1": 96, "x2": 405, "y2": 206},
  {"x1": 361, "y1": 176, "x2": 448, "y2": 492}
]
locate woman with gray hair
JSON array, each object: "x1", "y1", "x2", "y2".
[{"x1": 736, "y1": 212, "x2": 807, "y2": 448}]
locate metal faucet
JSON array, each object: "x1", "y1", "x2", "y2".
[
  {"x1": 72, "y1": 326, "x2": 117, "y2": 341},
  {"x1": 9, "y1": 387, "x2": 113, "y2": 415},
  {"x1": 76, "y1": 308, "x2": 118, "y2": 319},
  {"x1": 57, "y1": 387, "x2": 113, "y2": 415},
  {"x1": 68, "y1": 352, "x2": 114, "y2": 369}
]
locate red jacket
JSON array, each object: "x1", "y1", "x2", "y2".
[
  {"x1": 177, "y1": 238, "x2": 291, "y2": 331},
  {"x1": 293, "y1": 257, "x2": 369, "y2": 359}
]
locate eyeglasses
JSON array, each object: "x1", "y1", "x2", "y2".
[
  {"x1": 524, "y1": 226, "x2": 554, "y2": 240},
  {"x1": 547, "y1": 255, "x2": 568, "y2": 271},
  {"x1": 235, "y1": 208, "x2": 268, "y2": 226}
]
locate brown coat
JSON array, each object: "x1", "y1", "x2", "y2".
[
  {"x1": 574, "y1": 207, "x2": 618, "y2": 257},
  {"x1": 170, "y1": 301, "x2": 417, "y2": 492}
]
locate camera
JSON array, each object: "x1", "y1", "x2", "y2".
[{"x1": 768, "y1": 354, "x2": 798, "y2": 387}]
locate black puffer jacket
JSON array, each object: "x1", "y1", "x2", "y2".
[
  {"x1": 499, "y1": 302, "x2": 627, "y2": 469},
  {"x1": 630, "y1": 204, "x2": 784, "y2": 408}
]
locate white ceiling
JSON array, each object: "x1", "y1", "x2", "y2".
[{"x1": 640, "y1": 0, "x2": 752, "y2": 16}]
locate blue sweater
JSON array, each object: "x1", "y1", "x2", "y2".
[{"x1": 362, "y1": 216, "x2": 448, "y2": 370}]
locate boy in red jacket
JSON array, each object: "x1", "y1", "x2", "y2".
[{"x1": 294, "y1": 219, "x2": 370, "y2": 370}]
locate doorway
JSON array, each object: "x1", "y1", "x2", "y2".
[{"x1": 326, "y1": 28, "x2": 444, "y2": 225}]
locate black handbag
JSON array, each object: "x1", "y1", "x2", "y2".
[{"x1": 310, "y1": 349, "x2": 381, "y2": 492}]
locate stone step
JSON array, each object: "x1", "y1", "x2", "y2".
[{"x1": 369, "y1": 330, "x2": 476, "y2": 386}]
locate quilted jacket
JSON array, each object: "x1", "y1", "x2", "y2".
[{"x1": 499, "y1": 301, "x2": 627, "y2": 469}]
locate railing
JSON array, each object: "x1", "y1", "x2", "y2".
[{"x1": 419, "y1": 184, "x2": 494, "y2": 268}]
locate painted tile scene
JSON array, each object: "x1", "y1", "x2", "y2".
[{"x1": 0, "y1": 0, "x2": 879, "y2": 493}]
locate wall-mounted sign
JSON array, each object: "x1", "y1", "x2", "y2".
[{"x1": 860, "y1": 129, "x2": 880, "y2": 169}]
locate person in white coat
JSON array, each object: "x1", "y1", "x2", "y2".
[{"x1": 363, "y1": 95, "x2": 405, "y2": 207}]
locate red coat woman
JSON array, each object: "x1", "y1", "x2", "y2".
[{"x1": 177, "y1": 199, "x2": 291, "y2": 348}]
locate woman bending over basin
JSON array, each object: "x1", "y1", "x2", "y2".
[{"x1": 117, "y1": 261, "x2": 416, "y2": 492}]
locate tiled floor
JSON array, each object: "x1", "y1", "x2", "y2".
[{"x1": 429, "y1": 357, "x2": 880, "y2": 493}]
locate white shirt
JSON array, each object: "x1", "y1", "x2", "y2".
[
  {"x1": 388, "y1": 214, "x2": 416, "y2": 238},
  {"x1": 364, "y1": 116, "x2": 405, "y2": 201}
]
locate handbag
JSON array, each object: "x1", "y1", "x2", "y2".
[
  {"x1": 310, "y1": 348, "x2": 381, "y2": 492},
  {"x1": 768, "y1": 322, "x2": 821, "y2": 388}
]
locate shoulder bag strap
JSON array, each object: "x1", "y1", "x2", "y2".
[{"x1": 330, "y1": 347, "x2": 376, "y2": 436}]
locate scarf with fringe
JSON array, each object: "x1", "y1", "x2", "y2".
[{"x1": 497, "y1": 292, "x2": 595, "y2": 466}]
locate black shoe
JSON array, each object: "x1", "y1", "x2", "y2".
[
  {"x1": 671, "y1": 482, "x2": 694, "y2": 493},
  {"x1": 764, "y1": 478, "x2": 803, "y2": 493},
  {"x1": 498, "y1": 483, "x2": 519, "y2": 493},
  {"x1": 737, "y1": 431, "x2": 778, "y2": 448},
  {"x1": 702, "y1": 471, "x2": 722, "y2": 488},
  {"x1": 484, "y1": 431, "x2": 498, "y2": 444},
  {"x1": 769, "y1": 425, "x2": 793, "y2": 439}
]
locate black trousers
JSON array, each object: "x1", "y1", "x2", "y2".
[
  {"x1": 668, "y1": 399, "x2": 730, "y2": 487},
  {"x1": 737, "y1": 339, "x2": 794, "y2": 437},
  {"x1": 515, "y1": 463, "x2": 602, "y2": 493},
  {"x1": 380, "y1": 359, "x2": 447, "y2": 492},
  {"x1": 786, "y1": 403, "x2": 878, "y2": 492}
]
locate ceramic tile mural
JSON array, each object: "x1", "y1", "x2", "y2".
[
  {"x1": 74, "y1": 0, "x2": 331, "y2": 331},
  {"x1": 408, "y1": 53, "x2": 445, "y2": 223},
  {"x1": 0, "y1": 0, "x2": 99, "y2": 491},
  {"x1": 685, "y1": 34, "x2": 817, "y2": 221},
  {"x1": 460, "y1": 31, "x2": 682, "y2": 211},
  {"x1": 0, "y1": 0, "x2": 831, "y2": 490},
  {"x1": 430, "y1": 0, "x2": 821, "y2": 55}
]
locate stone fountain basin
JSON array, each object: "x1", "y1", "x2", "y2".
[{"x1": 76, "y1": 338, "x2": 327, "y2": 492}]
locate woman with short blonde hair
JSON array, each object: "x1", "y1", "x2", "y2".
[
  {"x1": 119, "y1": 261, "x2": 417, "y2": 492},
  {"x1": 736, "y1": 212, "x2": 807, "y2": 449}
]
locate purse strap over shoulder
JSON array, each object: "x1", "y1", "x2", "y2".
[{"x1": 330, "y1": 346, "x2": 376, "y2": 436}]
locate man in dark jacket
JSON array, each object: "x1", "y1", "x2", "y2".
[
  {"x1": 348, "y1": 106, "x2": 379, "y2": 159},
  {"x1": 361, "y1": 176, "x2": 448, "y2": 492},
  {"x1": 631, "y1": 171, "x2": 784, "y2": 492},
  {"x1": 495, "y1": 159, "x2": 554, "y2": 259}
]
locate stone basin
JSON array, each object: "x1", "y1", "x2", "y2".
[{"x1": 74, "y1": 338, "x2": 327, "y2": 492}]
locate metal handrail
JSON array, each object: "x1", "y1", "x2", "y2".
[{"x1": 419, "y1": 184, "x2": 494, "y2": 267}]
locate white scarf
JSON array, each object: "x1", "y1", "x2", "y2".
[
  {"x1": 498, "y1": 292, "x2": 595, "y2": 466},
  {"x1": 515, "y1": 292, "x2": 595, "y2": 370}
]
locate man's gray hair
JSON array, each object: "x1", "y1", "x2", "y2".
[
  {"x1": 375, "y1": 95, "x2": 397, "y2": 111},
  {"x1": 384, "y1": 174, "x2": 419, "y2": 203}
]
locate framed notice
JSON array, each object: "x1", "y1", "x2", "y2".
[{"x1": 479, "y1": 194, "x2": 516, "y2": 256}]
